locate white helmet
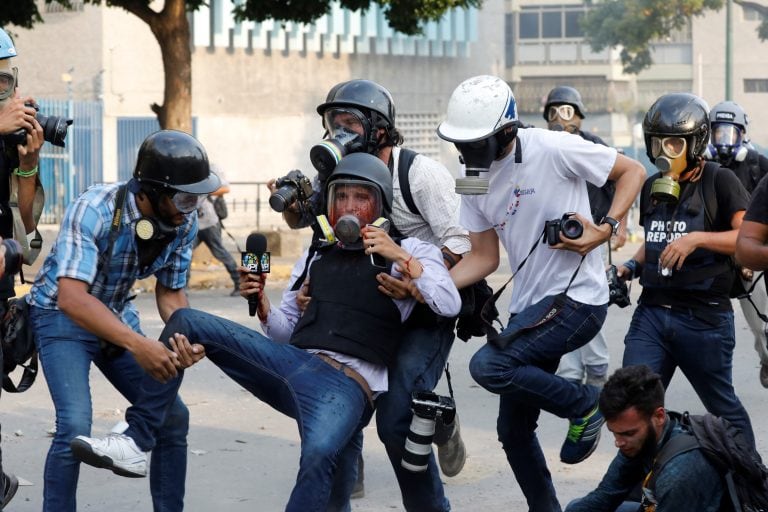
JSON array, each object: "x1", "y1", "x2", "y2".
[{"x1": 437, "y1": 75, "x2": 518, "y2": 142}]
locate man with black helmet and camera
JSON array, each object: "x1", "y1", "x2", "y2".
[
  {"x1": 439, "y1": 75, "x2": 645, "y2": 511},
  {"x1": 617, "y1": 93, "x2": 756, "y2": 450},
  {"x1": 27, "y1": 130, "x2": 221, "y2": 512},
  {"x1": 273, "y1": 79, "x2": 471, "y2": 511},
  {"x1": 0, "y1": 26, "x2": 45, "y2": 510},
  {"x1": 544, "y1": 85, "x2": 625, "y2": 389},
  {"x1": 705, "y1": 100, "x2": 768, "y2": 388},
  {"x1": 70, "y1": 152, "x2": 461, "y2": 511}
]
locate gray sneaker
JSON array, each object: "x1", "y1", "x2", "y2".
[{"x1": 435, "y1": 416, "x2": 467, "y2": 477}]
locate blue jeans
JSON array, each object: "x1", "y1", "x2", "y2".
[
  {"x1": 374, "y1": 320, "x2": 456, "y2": 512},
  {"x1": 127, "y1": 308, "x2": 374, "y2": 512},
  {"x1": 623, "y1": 303, "x2": 756, "y2": 448},
  {"x1": 470, "y1": 296, "x2": 607, "y2": 512},
  {"x1": 30, "y1": 306, "x2": 189, "y2": 512}
]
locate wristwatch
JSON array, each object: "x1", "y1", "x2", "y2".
[{"x1": 600, "y1": 216, "x2": 620, "y2": 236}]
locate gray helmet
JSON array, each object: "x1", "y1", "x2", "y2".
[
  {"x1": 133, "y1": 130, "x2": 220, "y2": 195},
  {"x1": 317, "y1": 79, "x2": 396, "y2": 128},
  {"x1": 709, "y1": 101, "x2": 748, "y2": 132},
  {"x1": 327, "y1": 152, "x2": 393, "y2": 214},
  {"x1": 643, "y1": 93, "x2": 710, "y2": 163},
  {"x1": 543, "y1": 86, "x2": 586, "y2": 120}
]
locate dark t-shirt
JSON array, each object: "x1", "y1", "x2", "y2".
[
  {"x1": 726, "y1": 149, "x2": 768, "y2": 195},
  {"x1": 744, "y1": 172, "x2": 768, "y2": 224},
  {"x1": 0, "y1": 145, "x2": 15, "y2": 299},
  {"x1": 639, "y1": 167, "x2": 749, "y2": 309}
]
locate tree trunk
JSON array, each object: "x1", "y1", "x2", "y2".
[{"x1": 148, "y1": 0, "x2": 192, "y2": 132}]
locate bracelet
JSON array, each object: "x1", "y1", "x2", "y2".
[
  {"x1": 442, "y1": 251, "x2": 458, "y2": 269},
  {"x1": 623, "y1": 258, "x2": 642, "y2": 280},
  {"x1": 13, "y1": 166, "x2": 38, "y2": 178},
  {"x1": 403, "y1": 255, "x2": 414, "y2": 276}
]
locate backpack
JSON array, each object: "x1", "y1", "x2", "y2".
[
  {"x1": 657, "y1": 411, "x2": 768, "y2": 512},
  {"x1": 1, "y1": 294, "x2": 38, "y2": 393},
  {"x1": 209, "y1": 195, "x2": 228, "y2": 221}
]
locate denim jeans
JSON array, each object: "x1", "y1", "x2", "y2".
[
  {"x1": 374, "y1": 319, "x2": 456, "y2": 512},
  {"x1": 30, "y1": 306, "x2": 189, "y2": 512},
  {"x1": 470, "y1": 295, "x2": 607, "y2": 512},
  {"x1": 623, "y1": 303, "x2": 756, "y2": 448},
  {"x1": 126, "y1": 308, "x2": 374, "y2": 512}
]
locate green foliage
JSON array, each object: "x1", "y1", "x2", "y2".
[
  {"x1": 0, "y1": 0, "x2": 42, "y2": 29},
  {"x1": 582, "y1": 0, "x2": 724, "y2": 74}
]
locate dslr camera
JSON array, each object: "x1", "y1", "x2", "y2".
[
  {"x1": 545, "y1": 213, "x2": 584, "y2": 246},
  {"x1": 269, "y1": 170, "x2": 314, "y2": 213},
  {"x1": 606, "y1": 264, "x2": 630, "y2": 308},
  {"x1": 1, "y1": 101, "x2": 73, "y2": 148},
  {"x1": 401, "y1": 391, "x2": 456, "y2": 473}
]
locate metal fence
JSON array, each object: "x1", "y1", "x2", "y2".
[{"x1": 37, "y1": 98, "x2": 103, "y2": 223}]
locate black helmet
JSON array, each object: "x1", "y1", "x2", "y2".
[
  {"x1": 133, "y1": 130, "x2": 220, "y2": 194},
  {"x1": 643, "y1": 93, "x2": 710, "y2": 163},
  {"x1": 327, "y1": 152, "x2": 393, "y2": 213},
  {"x1": 317, "y1": 79, "x2": 396, "y2": 128},
  {"x1": 543, "y1": 86, "x2": 586, "y2": 120}
]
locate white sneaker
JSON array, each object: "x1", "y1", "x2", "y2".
[{"x1": 70, "y1": 429, "x2": 148, "y2": 478}]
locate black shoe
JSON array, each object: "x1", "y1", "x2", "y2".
[
  {"x1": 229, "y1": 288, "x2": 240, "y2": 297},
  {"x1": 2, "y1": 472, "x2": 19, "y2": 509}
]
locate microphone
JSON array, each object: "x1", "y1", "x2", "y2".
[{"x1": 242, "y1": 233, "x2": 270, "y2": 317}]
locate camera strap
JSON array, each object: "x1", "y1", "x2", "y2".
[
  {"x1": 480, "y1": 227, "x2": 586, "y2": 345},
  {"x1": 8, "y1": 172, "x2": 45, "y2": 269}
]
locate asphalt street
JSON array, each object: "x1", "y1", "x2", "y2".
[{"x1": 2, "y1": 241, "x2": 767, "y2": 511}]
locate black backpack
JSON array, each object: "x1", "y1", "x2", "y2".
[
  {"x1": 1, "y1": 294, "x2": 38, "y2": 393},
  {"x1": 654, "y1": 411, "x2": 768, "y2": 512},
  {"x1": 209, "y1": 195, "x2": 228, "y2": 221}
]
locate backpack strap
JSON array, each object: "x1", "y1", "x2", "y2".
[
  {"x1": 644, "y1": 425, "x2": 701, "y2": 504},
  {"x1": 397, "y1": 148, "x2": 420, "y2": 216}
]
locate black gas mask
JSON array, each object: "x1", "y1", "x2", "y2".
[
  {"x1": 454, "y1": 125, "x2": 517, "y2": 195},
  {"x1": 310, "y1": 108, "x2": 371, "y2": 180}
]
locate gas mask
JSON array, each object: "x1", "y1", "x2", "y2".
[
  {"x1": 649, "y1": 136, "x2": 688, "y2": 202},
  {"x1": 711, "y1": 122, "x2": 747, "y2": 166},
  {"x1": 546, "y1": 104, "x2": 581, "y2": 134},
  {"x1": 310, "y1": 108, "x2": 370, "y2": 180},
  {"x1": 0, "y1": 64, "x2": 17, "y2": 108},
  {"x1": 454, "y1": 125, "x2": 517, "y2": 195},
  {"x1": 327, "y1": 179, "x2": 383, "y2": 249}
]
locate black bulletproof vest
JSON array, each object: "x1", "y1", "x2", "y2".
[
  {"x1": 641, "y1": 176, "x2": 730, "y2": 291},
  {"x1": 0, "y1": 145, "x2": 15, "y2": 299},
  {"x1": 290, "y1": 245, "x2": 404, "y2": 367}
]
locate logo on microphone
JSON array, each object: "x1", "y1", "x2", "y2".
[{"x1": 242, "y1": 252, "x2": 271, "y2": 273}]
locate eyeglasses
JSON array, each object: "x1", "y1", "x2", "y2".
[
  {"x1": 547, "y1": 104, "x2": 576, "y2": 122},
  {"x1": 0, "y1": 67, "x2": 18, "y2": 101},
  {"x1": 650, "y1": 136, "x2": 687, "y2": 159},
  {"x1": 171, "y1": 192, "x2": 206, "y2": 214}
]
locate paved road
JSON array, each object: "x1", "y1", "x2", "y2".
[{"x1": 3, "y1": 242, "x2": 767, "y2": 511}]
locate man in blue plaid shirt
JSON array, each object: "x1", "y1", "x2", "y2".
[{"x1": 28, "y1": 130, "x2": 220, "y2": 512}]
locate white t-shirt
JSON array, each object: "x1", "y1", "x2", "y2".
[{"x1": 460, "y1": 127, "x2": 617, "y2": 313}]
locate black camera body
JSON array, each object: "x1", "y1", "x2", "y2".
[
  {"x1": 545, "y1": 213, "x2": 584, "y2": 246},
  {"x1": 0, "y1": 102, "x2": 73, "y2": 148},
  {"x1": 401, "y1": 391, "x2": 456, "y2": 473},
  {"x1": 606, "y1": 264, "x2": 631, "y2": 308},
  {"x1": 269, "y1": 170, "x2": 314, "y2": 213}
]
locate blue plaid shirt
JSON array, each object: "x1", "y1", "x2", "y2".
[{"x1": 29, "y1": 182, "x2": 197, "y2": 331}]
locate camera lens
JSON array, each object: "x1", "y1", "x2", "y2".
[
  {"x1": 561, "y1": 217, "x2": 584, "y2": 239},
  {"x1": 401, "y1": 414, "x2": 436, "y2": 473},
  {"x1": 269, "y1": 184, "x2": 299, "y2": 213},
  {"x1": 2, "y1": 239, "x2": 23, "y2": 277},
  {"x1": 37, "y1": 114, "x2": 74, "y2": 148}
]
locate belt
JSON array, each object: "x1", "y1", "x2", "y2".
[{"x1": 316, "y1": 353, "x2": 374, "y2": 406}]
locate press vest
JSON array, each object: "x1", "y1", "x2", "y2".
[
  {"x1": 640, "y1": 171, "x2": 731, "y2": 292},
  {"x1": 0, "y1": 146, "x2": 14, "y2": 299},
  {"x1": 290, "y1": 245, "x2": 404, "y2": 366}
]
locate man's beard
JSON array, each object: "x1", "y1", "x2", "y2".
[{"x1": 639, "y1": 421, "x2": 659, "y2": 459}]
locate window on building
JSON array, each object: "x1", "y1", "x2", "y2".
[
  {"x1": 542, "y1": 12, "x2": 562, "y2": 38},
  {"x1": 564, "y1": 11, "x2": 584, "y2": 38},
  {"x1": 45, "y1": 1, "x2": 85, "y2": 12},
  {"x1": 745, "y1": 79, "x2": 768, "y2": 93},
  {"x1": 519, "y1": 12, "x2": 540, "y2": 39}
]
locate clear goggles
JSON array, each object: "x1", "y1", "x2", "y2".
[
  {"x1": 650, "y1": 136, "x2": 687, "y2": 159},
  {"x1": 0, "y1": 67, "x2": 18, "y2": 101},
  {"x1": 327, "y1": 179, "x2": 383, "y2": 227},
  {"x1": 171, "y1": 192, "x2": 207, "y2": 214},
  {"x1": 711, "y1": 123, "x2": 742, "y2": 147},
  {"x1": 323, "y1": 108, "x2": 367, "y2": 138},
  {"x1": 547, "y1": 104, "x2": 576, "y2": 122}
]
